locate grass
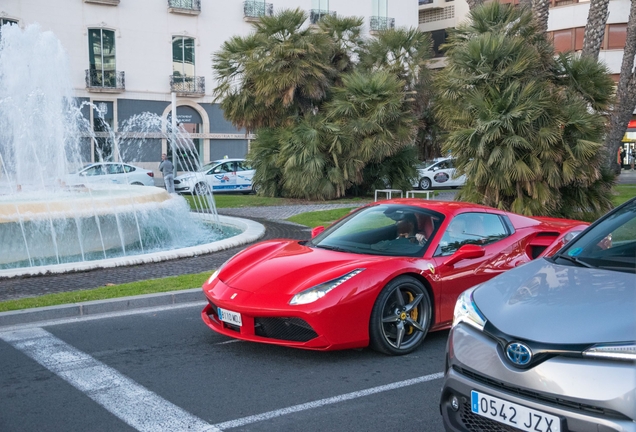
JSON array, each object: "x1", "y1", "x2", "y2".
[
  {"x1": 0, "y1": 272, "x2": 211, "y2": 313},
  {"x1": 287, "y1": 207, "x2": 358, "y2": 228},
  {"x1": 1, "y1": 184, "x2": 633, "y2": 313},
  {"x1": 184, "y1": 194, "x2": 368, "y2": 210},
  {"x1": 613, "y1": 185, "x2": 636, "y2": 206}
]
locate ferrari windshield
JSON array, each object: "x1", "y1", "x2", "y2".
[
  {"x1": 310, "y1": 204, "x2": 444, "y2": 257},
  {"x1": 556, "y1": 198, "x2": 636, "y2": 273}
]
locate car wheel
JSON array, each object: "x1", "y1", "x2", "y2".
[
  {"x1": 194, "y1": 182, "x2": 209, "y2": 195},
  {"x1": 130, "y1": 182, "x2": 143, "y2": 186},
  {"x1": 450, "y1": 186, "x2": 458, "y2": 189},
  {"x1": 369, "y1": 276, "x2": 431, "y2": 355},
  {"x1": 419, "y1": 178, "x2": 432, "y2": 190}
]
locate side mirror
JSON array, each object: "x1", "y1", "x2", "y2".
[
  {"x1": 443, "y1": 244, "x2": 485, "y2": 267},
  {"x1": 311, "y1": 226, "x2": 325, "y2": 238}
]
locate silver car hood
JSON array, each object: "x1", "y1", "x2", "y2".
[{"x1": 473, "y1": 259, "x2": 636, "y2": 344}]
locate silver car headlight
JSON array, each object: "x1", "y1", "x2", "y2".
[
  {"x1": 453, "y1": 287, "x2": 487, "y2": 331},
  {"x1": 583, "y1": 343, "x2": 636, "y2": 361},
  {"x1": 289, "y1": 269, "x2": 365, "y2": 305}
]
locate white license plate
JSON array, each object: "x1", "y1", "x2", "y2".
[
  {"x1": 471, "y1": 390, "x2": 560, "y2": 432},
  {"x1": 217, "y1": 307, "x2": 242, "y2": 326}
]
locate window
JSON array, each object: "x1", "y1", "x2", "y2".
[
  {"x1": 88, "y1": 29, "x2": 116, "y2": 87},
  {"x1": 0, "y1": 18, "x2": 18, "y2": 40},
  {"x1": 123, "y1": 165, "x2": 136, "y2": 173},
  {"x1": 107, "y1": 164, "x2": 125, "y2": 175},
  {"x1": 84, "y1": 165, "x2": 105, "y2": 176},
  {"x1": 435, "y1": 213, "x2": 509, "y2": 256},
  {"x1": 172, "y1": 36, "x2": 195, "y2": 79},
  {"x1": 574, "y1": 27, "x2": 585, "y2": 51},
  {"x1": 552, "y1": 29, "x2": 573, "y2": 53},
  {"x1": 608, "y1": 24, "x2": 627, "y2": 50}
]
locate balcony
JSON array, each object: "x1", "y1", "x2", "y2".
[
  {"x1": 418, "y1": 0, "x2": 446, "y2": 9},
  {"x1": 369, "y1": 16, "x2": 395, "y2": 34},
  {"x1": 309, "y1": 9, "x2": 336, "y2": 25},
  {"x1": 85, "y1": 70, "x2": 125, "y2": 93},
  {"x1": 167, "y1": 0, "x2": 201, "y2": 15},
  {"x1": 84, "y1": 0, "x2": 120, "y2": 5},
  {"x1": 170, "y1": 75, "x2": 205, "y2": 97},
  {"x1": 244, "y1": 1, "x2": 273, "y2": 22}
]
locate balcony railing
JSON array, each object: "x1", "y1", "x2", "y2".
[
  {"x1": 85, "y1": 69, "x2": 125, "y2": 92},
  {"x1": 84, "y1": 0, "x2": 120, "y2": 5},
  {"x1": 244, "y1": 1, "x2": 273, "y2": 22},
  {"x1": 167, "y1": 0, "x2": 201, "y2": 15},
  {"x1": 309, "y1": 9, "x2": 336, "y2": 25},
  {"x1": 170, "y1": 75, "x2": 205, "y2": 96},
  {"x1": 369, "y1": 16, "x2": 395, "y2": 33}
]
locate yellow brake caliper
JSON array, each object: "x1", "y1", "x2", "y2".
[{"x1": 406, "y1": 292, "x2": 418, "y2": 335}]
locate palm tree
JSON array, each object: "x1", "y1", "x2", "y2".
[
  {"x1": 360, "y1": 28, "x2": 435, "y2": 161},
  {"x1": 435, "y1": 2, "x2": 614, "y2": 219},
  {"x1": 604, "y1": 0, "x2": 636, "y2": 173},
  {"x1": 581, "y1": 0, "x2": 610, "y2": 60},
  {"x1": 212, "y1": 9, "x2": 334, "y2": 131}
]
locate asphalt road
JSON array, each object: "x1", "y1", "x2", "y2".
[{"x1": 0, "y1": 303, "x2": 449, "y2": 432}]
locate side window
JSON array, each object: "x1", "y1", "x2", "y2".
[
  {"x1": 435, "y1": 213, "x2": 509, "y2": 256},
  {"x1": 108, "y1": 164, "x2": 124, "y2": 174},
  {"x1": 123, "y1": 165, "x2": 136, "y2": 173},
  {"x1": 211, "y1": 164, "x2": 225, "y2": 174},
  {"x1": 85, "y1": 165, "x2": 104, "y2": 176}
]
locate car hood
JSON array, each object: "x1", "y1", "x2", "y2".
[
  {"x1": 174, "y1": 173, "x2": 197, "y2": 181},
  {"x1": 218, "y1": 240, "x2": 394, "y2": 296},
  {"x1": 473, "y1": 259, "x2": 636, "y2": 344}
]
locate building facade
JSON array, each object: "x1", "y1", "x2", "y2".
[{"x1": 1, "y1": 0, "x2": 418, "y2": 175}]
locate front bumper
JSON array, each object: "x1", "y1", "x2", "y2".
[
  {"x1": 200, "y1": 279, "x2": 373, "y2": 351},
  {"x1": 440, "y1": 324, "x2": 636, "y2": 432}
]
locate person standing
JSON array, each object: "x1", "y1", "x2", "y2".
[{"x1": 159, "y1": 153, "x2": 175, "y2": 193}]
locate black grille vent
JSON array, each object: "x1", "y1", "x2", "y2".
[{"x1": 254, "y1": 317, "x2": 318, "y2": 342}]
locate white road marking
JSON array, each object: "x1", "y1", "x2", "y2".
[
  {"x1": 215, "y1": 339, "x2": 242, "y2": 345},
  {"x1": 212, "y1": 372, "x2": 444, "y2": 430},
  {"x1": 0, "y1": 328, "x2": 218, "y2": 432}
]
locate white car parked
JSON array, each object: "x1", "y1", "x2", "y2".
[
  {"x1": 412, "y1": 157, "x2": 466, "y2": 190},
  {"x1": 174, "y1": 158, "x2": 255, "y2": 195},
  {"x1": 66, "y1": 162, "x2": 155, "y2": 186}
]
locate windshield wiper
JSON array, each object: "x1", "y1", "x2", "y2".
[
  {"x1": 315, "y1": 244, "x2": 348, "y2": 253},
  {"x1": 553, "y1": 253, "x2": 594, "y2": 268}
]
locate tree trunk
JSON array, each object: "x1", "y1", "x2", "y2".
[
  {"x1": 604, "y1": 0, "x2": 636, "y2": 173},
  {"x1": 466, "y1": 0, "x2": 484, "y2": 10},
  {"x1": 582, "y1": 0, "x2": 610, "y2": 59},
  {"x1": 531, "y1": 0, "x2": 551, "y2": 33}
]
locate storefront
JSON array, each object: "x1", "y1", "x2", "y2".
[{"x1": 620, "y1": 119, "x2": 636, "y2": 168}]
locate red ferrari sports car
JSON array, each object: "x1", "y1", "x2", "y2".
[{"x1": 201, "y1": 199, "x2": 588, "y2": 355}]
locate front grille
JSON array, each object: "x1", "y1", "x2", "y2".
[
  {"x1": 254, "y1": 317, "x2": 318, "y2": 342},
  {"x1": 458, "y1": 399, "x2": 530, "y2": 432},
  {"x1": 455, "y1": 366, "x2": 630, "y2": 420}
]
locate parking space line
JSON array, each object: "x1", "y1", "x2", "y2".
[
  {"x1": 213, "y1": 372, "x2": 444, "y2": 430},
  {"x1": 1, "y1": 328, "x2": 218, "y2": 432}
]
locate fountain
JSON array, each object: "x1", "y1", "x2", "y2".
[{"x1": 0, "y1": 24, "x2": 264, "y2": 277}]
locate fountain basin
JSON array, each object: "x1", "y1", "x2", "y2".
[
  {"x1": 0, "y1": 184, "x2": 265, "y2": 273},
  {"x1": 0, "y1": 213, "x2": 265, "y2": 278}
]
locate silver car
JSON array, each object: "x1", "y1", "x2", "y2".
[{"x1": 440, "y1": 197, "x2": 636, "y2": 432}]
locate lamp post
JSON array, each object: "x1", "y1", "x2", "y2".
[{"x1": 171, "y1": 92, "x2": 177, "y2": 177}]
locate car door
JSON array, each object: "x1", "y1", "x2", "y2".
[
  {"x1": 446, "y1": 159, "x2": 466, "y2": 187},
  {"x1": 80, "y1": 164, "x2": 106, "y2": 183},
  {"x1": 106, "y1": 163, "x2": 126, "y2": 184},
  {"x1": 234, "y1": 161, "x2": 254, "y2": 191},
  {"x1": 429, "y1": 160, "x2": 454, "y2": 188},
  {"x1": 208, "y1": 162, "x2": 237, "y2": 191},
  {"x1": 430, "y1": 212, "x2": 515, "y2": 325}
]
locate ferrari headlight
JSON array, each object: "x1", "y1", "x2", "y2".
[
  {"x1": 452, "y1": 287, "x2": 486, "y2": 331},
  {"x1": 289, "y1": 269, "x2": 365, "y2": 305},
  {"x1": 583, "y1": 343, "x2": 636, "y2": 361},
  {"x1": 207, "y1": 269, "x2": 220, "y2": 285}
]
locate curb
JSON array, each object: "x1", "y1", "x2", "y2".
[{"x1": 0, "y1": 288, "x2": 205, "y2": 328}]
